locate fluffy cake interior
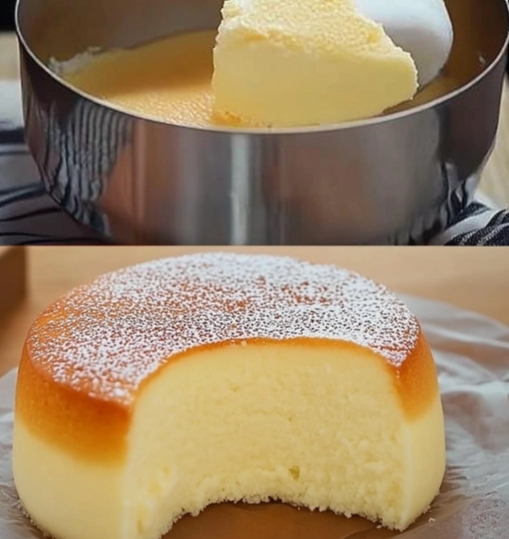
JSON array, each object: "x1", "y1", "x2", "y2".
[
  {"x1": 14, "y1": 339, "x2": 445, "y2": 539},
  {"x1": 211, "y1": 0, "x2": 418, "y2": 126}
]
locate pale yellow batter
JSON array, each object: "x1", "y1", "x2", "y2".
[{"x1": 64, "y1": 31, "x2": 225, "y2": 128}]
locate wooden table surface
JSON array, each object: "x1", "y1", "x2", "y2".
[
  {"x1": 0, "y1": 246, "x2": 508, "y2": 378},
  {"x1": 2, "y1": 33, "x2": 509, "y2": 206}
]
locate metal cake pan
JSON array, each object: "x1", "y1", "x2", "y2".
[{"x1": 15, "y1": 0, "x2": 509, "y2": 244}]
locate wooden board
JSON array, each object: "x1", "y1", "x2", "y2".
[{"x1": 0, "y1": 246, "x2": 27, "y2": 320}]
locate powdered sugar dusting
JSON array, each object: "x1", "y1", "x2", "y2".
[{"x1": 26, "y1": 253, "x2": 419, "y2": 405}]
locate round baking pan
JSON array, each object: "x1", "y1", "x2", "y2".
[{"x1": 15, "y1": 0, "x2": 509, "y2": 244}]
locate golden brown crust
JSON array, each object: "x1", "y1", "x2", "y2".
[
  {"x1": 393, "y1": 327, "x2": 440, "y2": 418},
  {"x1": 15, "y1": 343, "x2": 130, "y2": 464}
]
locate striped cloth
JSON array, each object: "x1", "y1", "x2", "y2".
[{"x1": 1, "y1": 81, "x2": 509, "y2": 246}]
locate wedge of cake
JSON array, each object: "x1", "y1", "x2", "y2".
[
  {"x1": 212, "y1": 0, "x2": 419, "y2": 126},
  {"x1": 13, "y1": 253, "x2": 446, "y2": 539}
]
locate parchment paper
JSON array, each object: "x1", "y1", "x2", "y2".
[{"x1": 0, "y1": 295, "x2": 508, "y2": 539}]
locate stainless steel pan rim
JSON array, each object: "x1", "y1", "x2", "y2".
[
  {"x1": 14, "y1": 0, "x2": 509, "y2": 245},
  {"x1": 14, "y1": 0, "x2": 509, "y2": 136}
]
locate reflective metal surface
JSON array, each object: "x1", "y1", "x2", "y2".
[{"x1": 15, "y1": 0, "x2": 509, "y2": 244}]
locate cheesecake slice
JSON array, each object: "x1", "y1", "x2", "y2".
[
  {"x1": 13, "y1": 253, "x2": 446, "y2": 539},
  {"x1": 211, "y1": 0, "x2": 418, "y2": 126}
]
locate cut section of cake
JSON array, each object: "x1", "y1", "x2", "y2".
[
  {"x1": 12, "y1": 253, "x2": 446, "y2": 539},
  {"x1": 211, "y1": 0, "x2": 419, "y2": 126}
]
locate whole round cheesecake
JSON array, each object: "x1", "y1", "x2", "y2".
[{"x1": 12, "y1": 253, "x2": 446, "y2": 539}]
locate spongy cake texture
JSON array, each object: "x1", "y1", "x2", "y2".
[
  {"x1": 13, "y1": 253, "x2": 446, "y2": 539},
  {"x1": 212, "y1": 0, "x2": 418, "y2": 125},
  {"x1": 219, "y1": 0, "x2": 399, "y2": 54}
]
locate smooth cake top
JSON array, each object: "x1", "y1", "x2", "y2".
[{"x1": 26, "y1": 253, "x2": 420, "y2": 405}]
